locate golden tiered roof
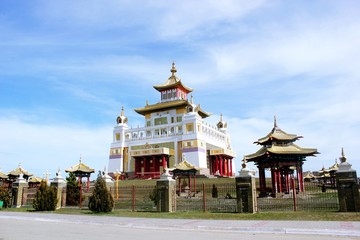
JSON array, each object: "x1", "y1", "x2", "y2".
[
  {"x1": 245, "y1": 118, "x2": 319, "y2": 162},
  {"x1": 245, "y1": 144, "x2": 318, "y2": 160},
  {"x1": 8, "y1": 164, "x2": 33, "y2": 178},
  {"x1": 303, "y1": 171, "x2": 317, "y2": 179},
  {"x1": 255, "y1": 117, "x2": 301, "y2": 144},
  {"x1": 174, "y1": 160, "x2": 200, "y2": 171},
  {"x1": 28, "y1": 176, "x2": 43, "y2": 183},
  {"x1": 0, "y1": 171, "x2": 8, "y2": 179},
  {"x1": 153, "y1": 62, "x2": 193, "y2": 93},
  {"x1": 134, "y1": 99, "x2": 211, "y2": 118},
  {"x1": 65, "y1": 157, "x2": 95, "y2": 174}
]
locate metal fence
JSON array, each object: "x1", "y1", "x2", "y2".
[
  {"x1": 257, "y1": 181, "x2": 339, "y2": 212},
  {"x1": 176, "y1": 183, "x2": 237, "y2": 213},
  {"x1": 111, "y1": 185, "x2": 158, "y2": 212}
]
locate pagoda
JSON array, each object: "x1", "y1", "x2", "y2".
[
  {"x1": 7, "y1": 163, "x2": 33, "y2": 181},
  {"x1": 108, "y1": 62, "x2": 236, "y2": 179},
  {"x1": 245, "y1": 117, "x2": 319, "y2": 197}
]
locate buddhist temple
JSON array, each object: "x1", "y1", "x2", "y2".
[
  {"x1": 108, "y1": 63, "x2": 236, "y2": 179},
  {"x1": 245, "y1": 117, "x2": 319, "y2": 197}
]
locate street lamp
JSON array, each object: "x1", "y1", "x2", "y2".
[{"x1": 114, "y1": 169, "x2": 121, "y2": 199}]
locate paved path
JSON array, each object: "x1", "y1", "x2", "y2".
[{"x1": 0, "y1": 212, "x2": 360, "y2": 240}]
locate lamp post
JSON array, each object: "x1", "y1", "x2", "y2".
[{"x1": 114, "y1": 170, "x2": 121, "y2": 200}]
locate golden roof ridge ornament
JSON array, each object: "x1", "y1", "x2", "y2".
[
  {"x1": 171, "y1": 61, "x2": 177, "y2": 77},
  {"x1": 339, "y1": 147, "x2": 347, "y2": 163},
  {"x1": 274, "y1": 115, "x2": 278, "y2": 128},
  {"x1": 121, "y1": 106, "x2": 125, "y2": 117}
]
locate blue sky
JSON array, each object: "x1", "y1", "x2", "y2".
[{"x1": 0, "y1": 0, "x2": 359, "y2": 179}]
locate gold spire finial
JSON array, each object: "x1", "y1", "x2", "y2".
[
  {"x1": 339, "y1": 147, "x2": 347, "y2": 163},
  {"x1": 121, "y1": 106, "x2": 124, "y2": 117},
  {"x1": 274, "y1": 115, "x2": 278, "y2": 128},
  {"x1": 79, "y1": 155, "x2": 82, "y2": 164},
  {"x1": 171, "y1": 61, "x2": 177, "y2": 76}
]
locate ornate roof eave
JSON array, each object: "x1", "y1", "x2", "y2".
[
  {"x1": 173, "y1": 160, "x2": 200, "y2": 171},
  {"x1": 134, "y1": 100, "x2": 188, "y2": 115},
  {"x1": 28, "y1": 176, "x2": 43, "y2": 183},
  {"x1": 255, "y1": 131, "x2": 302, "y2": 145},
  {"x1": 65, "y1": 159, "x2": 95, "y2": 174},
  {"x1": 245, "y1": 144, "x2": 319, "y2": 162},
  {"x1": 153, "y1": 62, "x2": 193, "y2": 93},
  {"x1": 0, "y1": 172, "x2": 8, "y2": 179},
  {"x1": 8, "y1": 167, "x2": 33, "y2": 177},
  {"x1": 134, "y1": 100, "x2": 211, "y2": 118},
  {"x1": 153, "y1": 80, "x2": 193, "y2": 93}
]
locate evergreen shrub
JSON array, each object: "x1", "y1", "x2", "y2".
[
  {"x1": 88, "y1": 175, "x2": 114, "y2": 213},
  {"x1": 0, "y1": 186, "x2": 11, "y2": 208},
  {"x1": 66, "y1": 172, "x2": 80, "y2": 206},
  {"x1": 33, "y1": 181, "x2": 58, "y2": 211}
]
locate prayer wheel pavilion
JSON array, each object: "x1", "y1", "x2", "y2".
[{"x1": 245, "y1": 117, "x2": 319, "y2": 197}]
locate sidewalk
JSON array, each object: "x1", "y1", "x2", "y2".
[{"x1": 1, "y1": 211, "x2": 360, "y2": 237}]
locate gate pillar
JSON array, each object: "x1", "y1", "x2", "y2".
[
  {"x1": 156, "y1": 169, "x2": 175, "y2": 212},
  {"x1": 50, "y1": 170, "x2": 67, "y2": 209},
  {"x1": 336, "y1": 149, "x2": 360, "y2": 212},
  {"x1": 235, "y1": 161, "x2": 256, "y2": 213},
  {"x1": 12, "y1": 174, "x2": 28, "y2": 208}
]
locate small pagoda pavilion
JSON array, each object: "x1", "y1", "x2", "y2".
[
  {"x1": 65, "y1": 156, "x2": 95, "y2": 190},
  {"x1": 7, "y1": 163, "x2": 33, "y2": 182},
  {"x1": 65, "y1": 156, "x2": 95, "y2": 208},
  {"x1": 245, "y1": 117, "x2": 319, "y2": 197},
  {"x1": 172, "y1": 159, "x2": 200, "y2": 195}
]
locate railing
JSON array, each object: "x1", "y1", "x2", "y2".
[{"x1": 256, "y1": 181, "x2": 339, "y2": 212}]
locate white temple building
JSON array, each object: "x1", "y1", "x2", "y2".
[{"x1": 108, "y1": 63, "x2": 236, "y2": 179}]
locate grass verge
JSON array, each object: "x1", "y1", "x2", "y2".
[{"x1": 2, "y1": 207, "x2": 360, "y2": 221}]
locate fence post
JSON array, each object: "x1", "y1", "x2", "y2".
[
  {"x1": 291, "y1": 176, "x2": 297, "y2": 211},
  {"x1": 202, "y1": 182, "x2": 206, "y2": 212},
  {"x1": 235, "y1": 162, "x2": 256, "y2": 213},
  {"x1": 336, "y1": 151, "x2": 360, "y2": 212},
  {"x1": 156, "y1": 169, "x2": 176, "y2": 212},
  {"x1": 12, "y1": 174, "x2": 28, "y2": 208},
  {"x1": 132, "y1": 185, "x2": 135, "y2": 212},
  {"x1": 50, "y1": 170, "x2": 67, "y2": 209}
]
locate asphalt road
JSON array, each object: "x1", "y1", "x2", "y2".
[{"x1": 0, "y1": 212, "x2": 359, "y2": 240}]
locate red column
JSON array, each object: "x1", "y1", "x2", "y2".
[
  {"x1": 194, "y1": 175, "x2": 196, "y2": 193},
  {"x1": 226, "y1": 158, "x2": 229, "y2": 176},
  {"x1": 152, "y1": 156, "x2": 156, "y2": 178},
  {"x1": 229, "y1": 158, "x2": 233, "y2": 176},
  {"x1": 143, "y1": 157, "x2": 146, "y2": 178},
  {"x1": 87, "y1": 176, "x2": 90, "y2": 190},
  {"x1": 271, "y1": 168, "x2": 275, "y2": 195},
  {"x1": 215, "y1": 156, "x2": 219, "y2": 175},
  {"x1": 299, "y1": 164, "x2": 304, "y2": 192},
  {"x1": 219, "y1": 156, "x2": 223, "y2": 176},
  {"x1": 188, "y1": 175, "x2": 192, "y2": 193},
  {"x1": 259, "y1": 166, "x2": 266, "y2": 196},
  {"x1": 278, "y1": 169, "x2": 282, "y2": 193},
  {"x1": 273, "y1": 169, "x2": 278, "y2": 194}
]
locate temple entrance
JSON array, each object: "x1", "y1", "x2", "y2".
[
  {"x1": 209, "y1": 154, "x2": 234, "y2": 177},
  {"x1": 134, "y1": 155, "x2": 169, "y2": 179}
]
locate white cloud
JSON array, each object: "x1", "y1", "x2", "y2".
[{"x1": 0, "y1": 117, "x2": 113, "y2": 179}]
